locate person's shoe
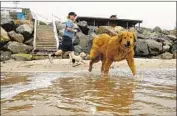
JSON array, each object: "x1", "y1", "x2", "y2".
[{"x1": 48, "y1": 54, "x2": 53, "y2": 64}]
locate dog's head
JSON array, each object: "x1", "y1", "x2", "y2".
[
  {"x1": 118, "y1": 31, "x2": 137, "y2": 48},
  {"x1": 80, "y1": 52, "x2": 87, "y2": 59}
]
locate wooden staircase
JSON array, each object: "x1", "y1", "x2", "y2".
[{"x1": 33, "y1": 25, "x2": 58, "y2": 55}]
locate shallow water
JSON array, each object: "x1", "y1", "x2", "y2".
[{"x1": 1, "y1": 68, "x2": 176, "y2": 116}]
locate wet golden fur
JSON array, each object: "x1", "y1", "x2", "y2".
[{"x1": 89, "y1": 31, "x2": 137, "y2": 76}]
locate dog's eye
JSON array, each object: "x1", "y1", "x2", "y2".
[
  {"x1": 124, "y1": 37, "x2": 126, "y2": 39},
  {"x1": 130, "y1": 37, "x2": 132, "y2": 38}
]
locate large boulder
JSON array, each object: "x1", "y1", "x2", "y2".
[
  {"x1": 16, "y1": 24, "x2": 33, "y2": 41},
  {"x1": 77, "y1": 21, "x2": 89, "y2": 35},
  {"x1": 16, "y1": 24, "x2": 33, "y2": 34},
  {"x1": 152, "y1": 52, "x2": 174, "y2": 59},
  {"x1": 167, "y1": 35, "x2": 177, "y2": 42},
  {"x1": 7, "y1": 41, "x2": 33, "y2": 54},
  {"x1": 96, "y1": 26, "x2": 117, "y2": 36},
  {"x1": 136, "y1": 33, "x2": 150, "y2": 39},
  {"x1": 74, "y1": 45, "x2": 83, "y2": 55},
  {"x1": 88, "y1": 26, "x2": 98, "y2": 34},
  {"x1": 162, "y1": 29, "x2": 170, "y2": 35},
  {"x1": 24, "y1": 38, "x2": 33, "y2": 46},
  {"x1": 135, "y1": 39, "x2": 149, "y2": 56},
  {"x1": 0, "y1": 51, "x2": 11, "y2": 61},
  {"x1": 55, "y1": 21, "x2": 65, "y2": 31},
  {"x1": 153, "y1": 26, "x2": 162, "y2": 33},
  {"x1": 1, "y1": 20, "x2": 15, "y2": 32},
  {"x1": 147, "y1": 39, "x2": 163, "y2": 55},
  {"x1": 1, "y1": 27, "x2": 10, "y2": 42},
  {"x1": 8, "y1": 31, "x2": 24, "y2": 43},
  {"x1": 76, "y1": 32, "x2": 90, "y2": 53},
  {"x1": 114, "y1": 26, "x2": 125, "y2": 34},
  {"x1": 171, "y1": 41, "x2": 177, "y2": 54},
  {"x1": 77, "y1": 21, "x2": 88, "y2": 27},
  {"x1": 11, "y1": 53, "x2": 32, "y2": 61},
  {"x1": 135, "y1": 39, "x2": 163, "y2": 56}
]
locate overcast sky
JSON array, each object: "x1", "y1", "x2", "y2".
[{"x1": 1, "y1": 2, "x2": 176, "y2": 30}]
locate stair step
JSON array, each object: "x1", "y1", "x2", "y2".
[
  {"x1": 36, "y1": 36, "x2": 55, "y2": 39},
  {"x1": 37, "y1": 29, "x2": 54, "y2": 32},
  {"x1": 36, "y1": 41, "x2": 56, "y2": 44},
  {"x1": 36, "y1": 45, "x2": 57, "y2": 47},
  {"x1": 35, "y1": 48, "x2": 57, "y2": 51},
  {"x1": 37, "y1": 25, "x2": 53, "y2": 28},
  {"x1": 36, "y1": 32, "x2": 54, "y2": 35}
]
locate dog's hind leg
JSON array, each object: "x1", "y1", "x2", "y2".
[{"x1": 101, "y1": 56, "x2": 106, "y2": 73}]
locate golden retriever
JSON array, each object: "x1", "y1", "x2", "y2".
[{"x1": 89, "y1": 31, "x2": 137, "y2": 76}]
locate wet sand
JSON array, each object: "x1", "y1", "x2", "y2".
[{"x1": 1, "y1": 58, "x2": 176, "y2": 72}]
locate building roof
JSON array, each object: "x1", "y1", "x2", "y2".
[{"x1": 76, "y1": 16, "x2": 143, "y2": 27}]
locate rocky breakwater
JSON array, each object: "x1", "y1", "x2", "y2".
[
  {"x1": 56, "y1": 20, "x2": 176, "y2": 60},
  {"x1": 1, "y1": 19, "x2": 34, "y2": 61}
]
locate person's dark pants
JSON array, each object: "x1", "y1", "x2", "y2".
[{"x1": 60, "y1": 36, "x2": 74, "y2": 52}]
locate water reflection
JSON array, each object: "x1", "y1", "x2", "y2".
[{"x1": 1, "y1": 69, "x2": 176, "y2": 115}]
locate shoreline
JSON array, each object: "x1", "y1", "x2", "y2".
[{"x1": 1, "y1": 58, "x2": 176, "y2": 73}]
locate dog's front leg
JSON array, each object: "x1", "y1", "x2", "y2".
[
  {"x1": 103, "y1": 59, "x2": 113, "y2": 76},
  {"x1": 126, "y1": 54, "x2": 136, "y2": 76},
  {"x1": 89, "y1": 59, "x2": 94, "y2": 72}
]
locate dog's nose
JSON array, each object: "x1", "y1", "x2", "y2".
[{"x1": 126, "y1": 41, "x2": 130, "y2": 46}]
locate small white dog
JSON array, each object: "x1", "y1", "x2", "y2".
[{"x1": 69, "y1": 52, "x2": 86, "y2": 65}]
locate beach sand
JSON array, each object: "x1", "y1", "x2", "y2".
[{"x1": 1, "y1": 58, "x2": 176, "y2": 72}]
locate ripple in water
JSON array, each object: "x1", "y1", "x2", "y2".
[{"x1": 1, "y1": 68, "x2": 176, "y2": 115}]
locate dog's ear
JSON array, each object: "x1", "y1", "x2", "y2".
[
  {"x1": 118, "y1": 33, "x2": 123, "y2": 43},
  {"x1": 132, "y1": 32, "x2": 137, "y2": 43}
]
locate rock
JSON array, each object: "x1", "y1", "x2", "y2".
[
  {"x1": 135, "y1": 39, "x2": 163, "y2": 56},
  {"x1": 153, "y1": 26, "x2": 162, "y2": 33},
  {"x1": 163, "y1": 44, "x2": 170, "y2": 52},
  {"x1": 24, "y1": 38, "x2": 33, "y2": 46},
  {"x1": 76, "y1": 32, "x2": 90, "y2": 53},
  {"x1": 7, "y1": 41, "x2": 33, "y2": 54},
  {"x1": 136, "y1": 33, "x2": 150, "y2": 39},
  {"x1": 73, "y1": 36, "x2": 80, "y2": 46},
  {"x1": 55, "y1": 21, "x2": 65, "y2": 31},
  {"x1": 114, "y1": 26, "x2": 125, "y2": 33},
  {"x1": 162, "y1": 29, "x2": 170, "y2": 35},
  {"x1": 147, "y1": 39, "x2": 163, "y2": 56},
  {"x1": 96, "y1": 26, "x2": 117, "y2": 36},
  {"x1": 88, "y1": 26, "x2": 98, "y2": 34},
  {"x1": 77, "y1": 21, "x2": 89, "y2": 35},
  {"x1": 171, "y1": 41, "x2": 177, "y2": 54},
  {"x1": 58, "y1": 29, "x2": 64, "y2": 37},
  {"x1": 1, "y1": 20, "x2": 15, "y2": 32},
  {"x1": 85, "y1": 54, "x2": 90, "y2": 60},
  {"x1": 167, "y1": 35, "x2": 176, "y2": 41},
  {"x1": 1, "y1": 27, "x2": 10, "y2": 42},
  {"x1": 16, "y1": 24, "x2": 33, "y2": 34},
  {"x1": 8, "y1": 31, "x2": 24, "y2": 43},
  {"x1": 152, "y1": 52, "x2": 174, "y2": 59},
  {"x1": 11, "y1": 53, "x2": 32, "y2": 61},
  {"x1": 150, "y1": 32, "x2": 162, "y2": 39},
  {"x1": 16, "y1": 24, "x2": 33, "y2": 41},
  {"x1": 135, "y1": 39, "x2": 149, "y2": 56},
  {"x1": 173, "y1": 52, "x2": 176, "y2": 59},
  {"x1": 77, "y1": 21, "x2": 88, "y2": 27},
  {"x1": 0, "y1": 51, "x2": 11, "y2": 61},
  {"x1": 74, "y1": 45, "x2": 83, "y2": 55}
]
